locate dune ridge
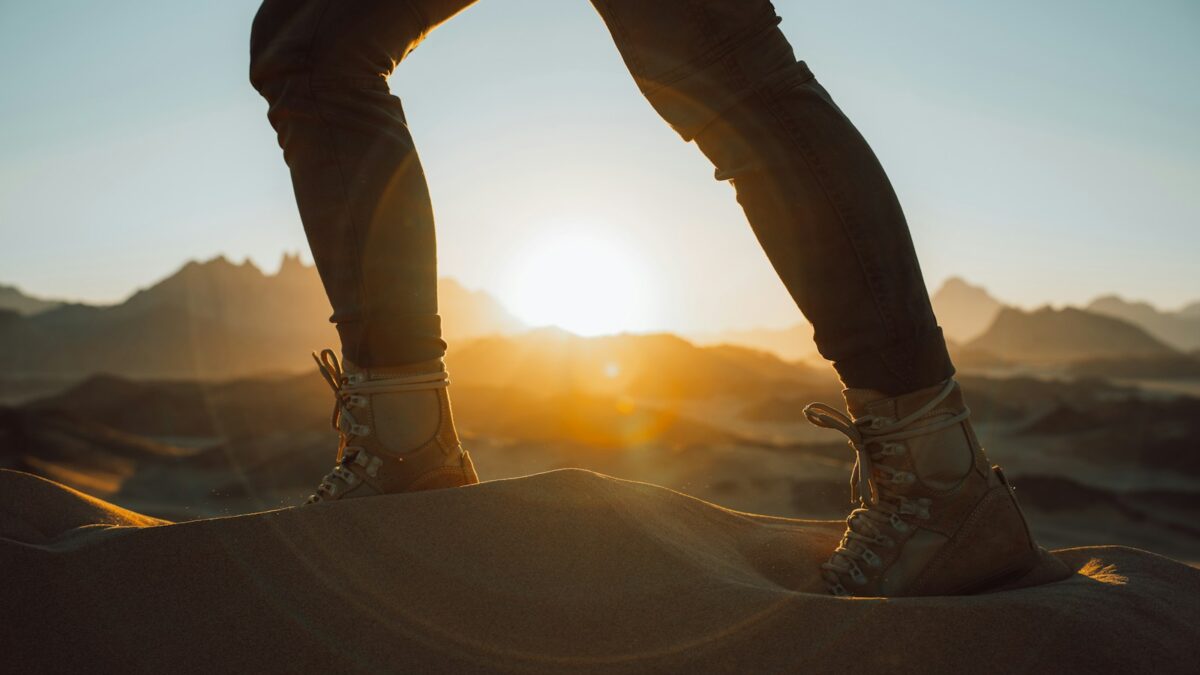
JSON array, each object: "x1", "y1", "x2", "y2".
[{"x1": 3, "y1": 468, "x2": 1198, "y2": 673}]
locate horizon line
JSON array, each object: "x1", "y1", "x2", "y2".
[{"x1": 4, "y1": 251, "x2": 1198, "y2": 321}]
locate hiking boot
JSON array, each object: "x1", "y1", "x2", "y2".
[
  {"x1": 305, "y1": 349, "x2": 479, "y2": 504},
  {"x1": 803, "y1": 379, "x2": 1039, "y2": 596}
]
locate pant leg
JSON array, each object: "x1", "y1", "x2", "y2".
[
  {"x1": 250, "y1": 0, "x2": 475, "y2": 367},
  {"x1": 591, "y1": 0, "x2": 954, "y2": 395}
]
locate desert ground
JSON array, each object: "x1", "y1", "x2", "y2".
[{"x1": 3, "y1": 261, "x2": 1200, "y2": 671}]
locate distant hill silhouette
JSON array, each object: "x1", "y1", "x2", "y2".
[
  {"x1": 447, "y1": 328, "x2": 832, "y2": 399},
  {"x1": 0, "y1": 284, "x2": 61, "y2": 316},
  {"x1": 20, "y1": 329, "x2": 834, "y2": 445},
  {"x1": 1087, "y1": 295, "x2": 1200, "y2": 351},
  {"x1": 966, "y1": 306, "x2": 1180, "y2": 364},
  {"x1": 931, "y1": 277, "x2": 1006, "y2": 343},
  {"x1": 692, "y1": 276, "x2": 1007, "y2": 361},
  {"x1": 11, "y1": 330, "x2": 793, "y2": 464},
  {"x1": 1019, "y1": 403, "x2": 1100, "y2": 436},
  {"x1": 692, "y1": 323, "x2": 818, "y2": 363},
  {"x1": 694, "y1": 276, "x2": 1008, "y2": 361},
  {"x1": 440, "y1": 277, "x2": 526, "y2": 340},
  {"x1": 1066, "y1": 354, "x2": 1200, "y2": 380},
  {"x1": 0, "y1": 256, "x2": 522, "y2": 379}
]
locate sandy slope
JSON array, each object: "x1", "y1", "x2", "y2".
[{"x1": 2, "y1": 469, "x2": 1197, "y2": 673}]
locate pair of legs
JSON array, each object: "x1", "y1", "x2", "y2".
[
  {"x1": 249, "y1": 0, "x2": 955, "y2": 395},
  {"x1": 250, "y1": 0, "x2": 1046, "y2": 597}
]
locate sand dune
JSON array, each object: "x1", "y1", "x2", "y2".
[{"x1": 3, "y1": 468, "x2": 1197, "y2": 673}]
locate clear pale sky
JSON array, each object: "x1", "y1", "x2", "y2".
[{"x1": 1, "y1": 0, "x2": 1197, "y2": 334}]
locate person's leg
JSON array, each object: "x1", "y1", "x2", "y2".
[
  {"x1": 591, "y1": 0, "x2": 951, "y2": 396},
  {"x1": 591, "y1": 0, "x2": 1044, "y2": 597},
  {"x1": 250, "y1": 0, "x2": 480, "y2": 501},
  {"x1": 250, "y1": 0, "x2": 475, "y2": 368}
]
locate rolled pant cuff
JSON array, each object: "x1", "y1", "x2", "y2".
[
  {"x1": 335, "y1": 314, "x2": 446, "y2": 368},
  {"x1": 832, "y1": 327, "x2": 956, "y2": 396}
]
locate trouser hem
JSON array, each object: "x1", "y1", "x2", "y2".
[
  {"x1": 832, "y1": 327, "x2": 956, "y2": 396},
  {"x1": 336, "y1": 315, "x2": 446, "y2": 367}
]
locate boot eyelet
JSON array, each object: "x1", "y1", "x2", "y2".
[
  {"x1": 828, "y1": 582, "x2": 849, "y2": 597},
  {"x1": 366, "y1": 457, "x2": 383, "y2": 478},
  {"x1": 350, "y1": 423, "x2": 371, "y2": 436},
  {"x1": 861, "y1": 549, "x2": 882, "y2": 568},
  {"x1": 889, "y1": 513, "x2": 909, "y2": 533},
  {"x1": 848, "y1": 564, "x2": 867, "y2": 585}
]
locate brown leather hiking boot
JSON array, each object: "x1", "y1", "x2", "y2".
[
  {"x1": 305, "y1": 349, "x2": 479, "y2": 504},
  {"x1": 803, "y1": 379, "x2": 1040, "y2": 596}
]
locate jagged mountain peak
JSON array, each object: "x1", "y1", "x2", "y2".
[
  {"x1": 931, "y1": 276, "x2": 1005, "y2": 343},
  {"x1": 937, "y1": 276, "x2": 990, "y2": 294},
  {"x1": 275, "y1": 251, "x2": 309, "y2": 277},
  {"x1": 0, "y1": 255, "x2": 525, "y2": 378}
]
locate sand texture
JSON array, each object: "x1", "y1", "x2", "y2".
[{"x1": 3, "y1": 467, "x2": 1198, "y2": 673}]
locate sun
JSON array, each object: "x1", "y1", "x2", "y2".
[{"x1": 503, "y1": 229, "x2": 652, "y2": 336}]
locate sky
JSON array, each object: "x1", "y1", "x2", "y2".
[{"x1": 1, "y1": 0, "x2": 1197, "y2": 334}]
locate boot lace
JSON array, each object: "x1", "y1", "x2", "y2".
[
  {"x1": 803, "y1": 380, "x2": 969, "y2": 595},
  {"x1": 306, "y1": 349, "x2": 449, "y2": 504}
]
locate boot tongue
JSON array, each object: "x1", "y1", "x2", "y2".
[
  {"x1": 845, "y1": 381, "x2": 963, "y2": 421},
  {"x1": 345, "y1": 357, "x2": 449, "y2": 455},
  {"x1": 845, "y1": 381, "x2": 974, "y2": 490},
  {"x1": 843, "y1": 388, "x2": 896, "y2": 420}
]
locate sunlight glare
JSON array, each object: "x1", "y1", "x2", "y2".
[{"x1": 503, "y1": 229, "x2": 652, "y2": 336}]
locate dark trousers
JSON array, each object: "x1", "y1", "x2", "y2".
[{"x1": 249, "y1": 0, "x2": 955, "y2": 395}]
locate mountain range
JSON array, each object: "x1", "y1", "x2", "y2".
[
  {"x1": 927, "y1": 278, "x2": 1200, "y2": 355},
  {"x1": 0, "y1": 255, "x2": 522, "y2": 378},
  {"x1": 0, "y1": 257, "x2": 1197, "y2": 382},
  {"x1": 966, "y1": 306, "x2": 1177, "y2": 363},
  {"x1": 943, "y1": 287, "x2": 1200, "y2": 379},
  {"x1": 698, "y1": 277, "x2": 1200, "y2": 379},
  {"x1": 1087, "y1": 295, "x2": 1200, "y2": 351}
]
